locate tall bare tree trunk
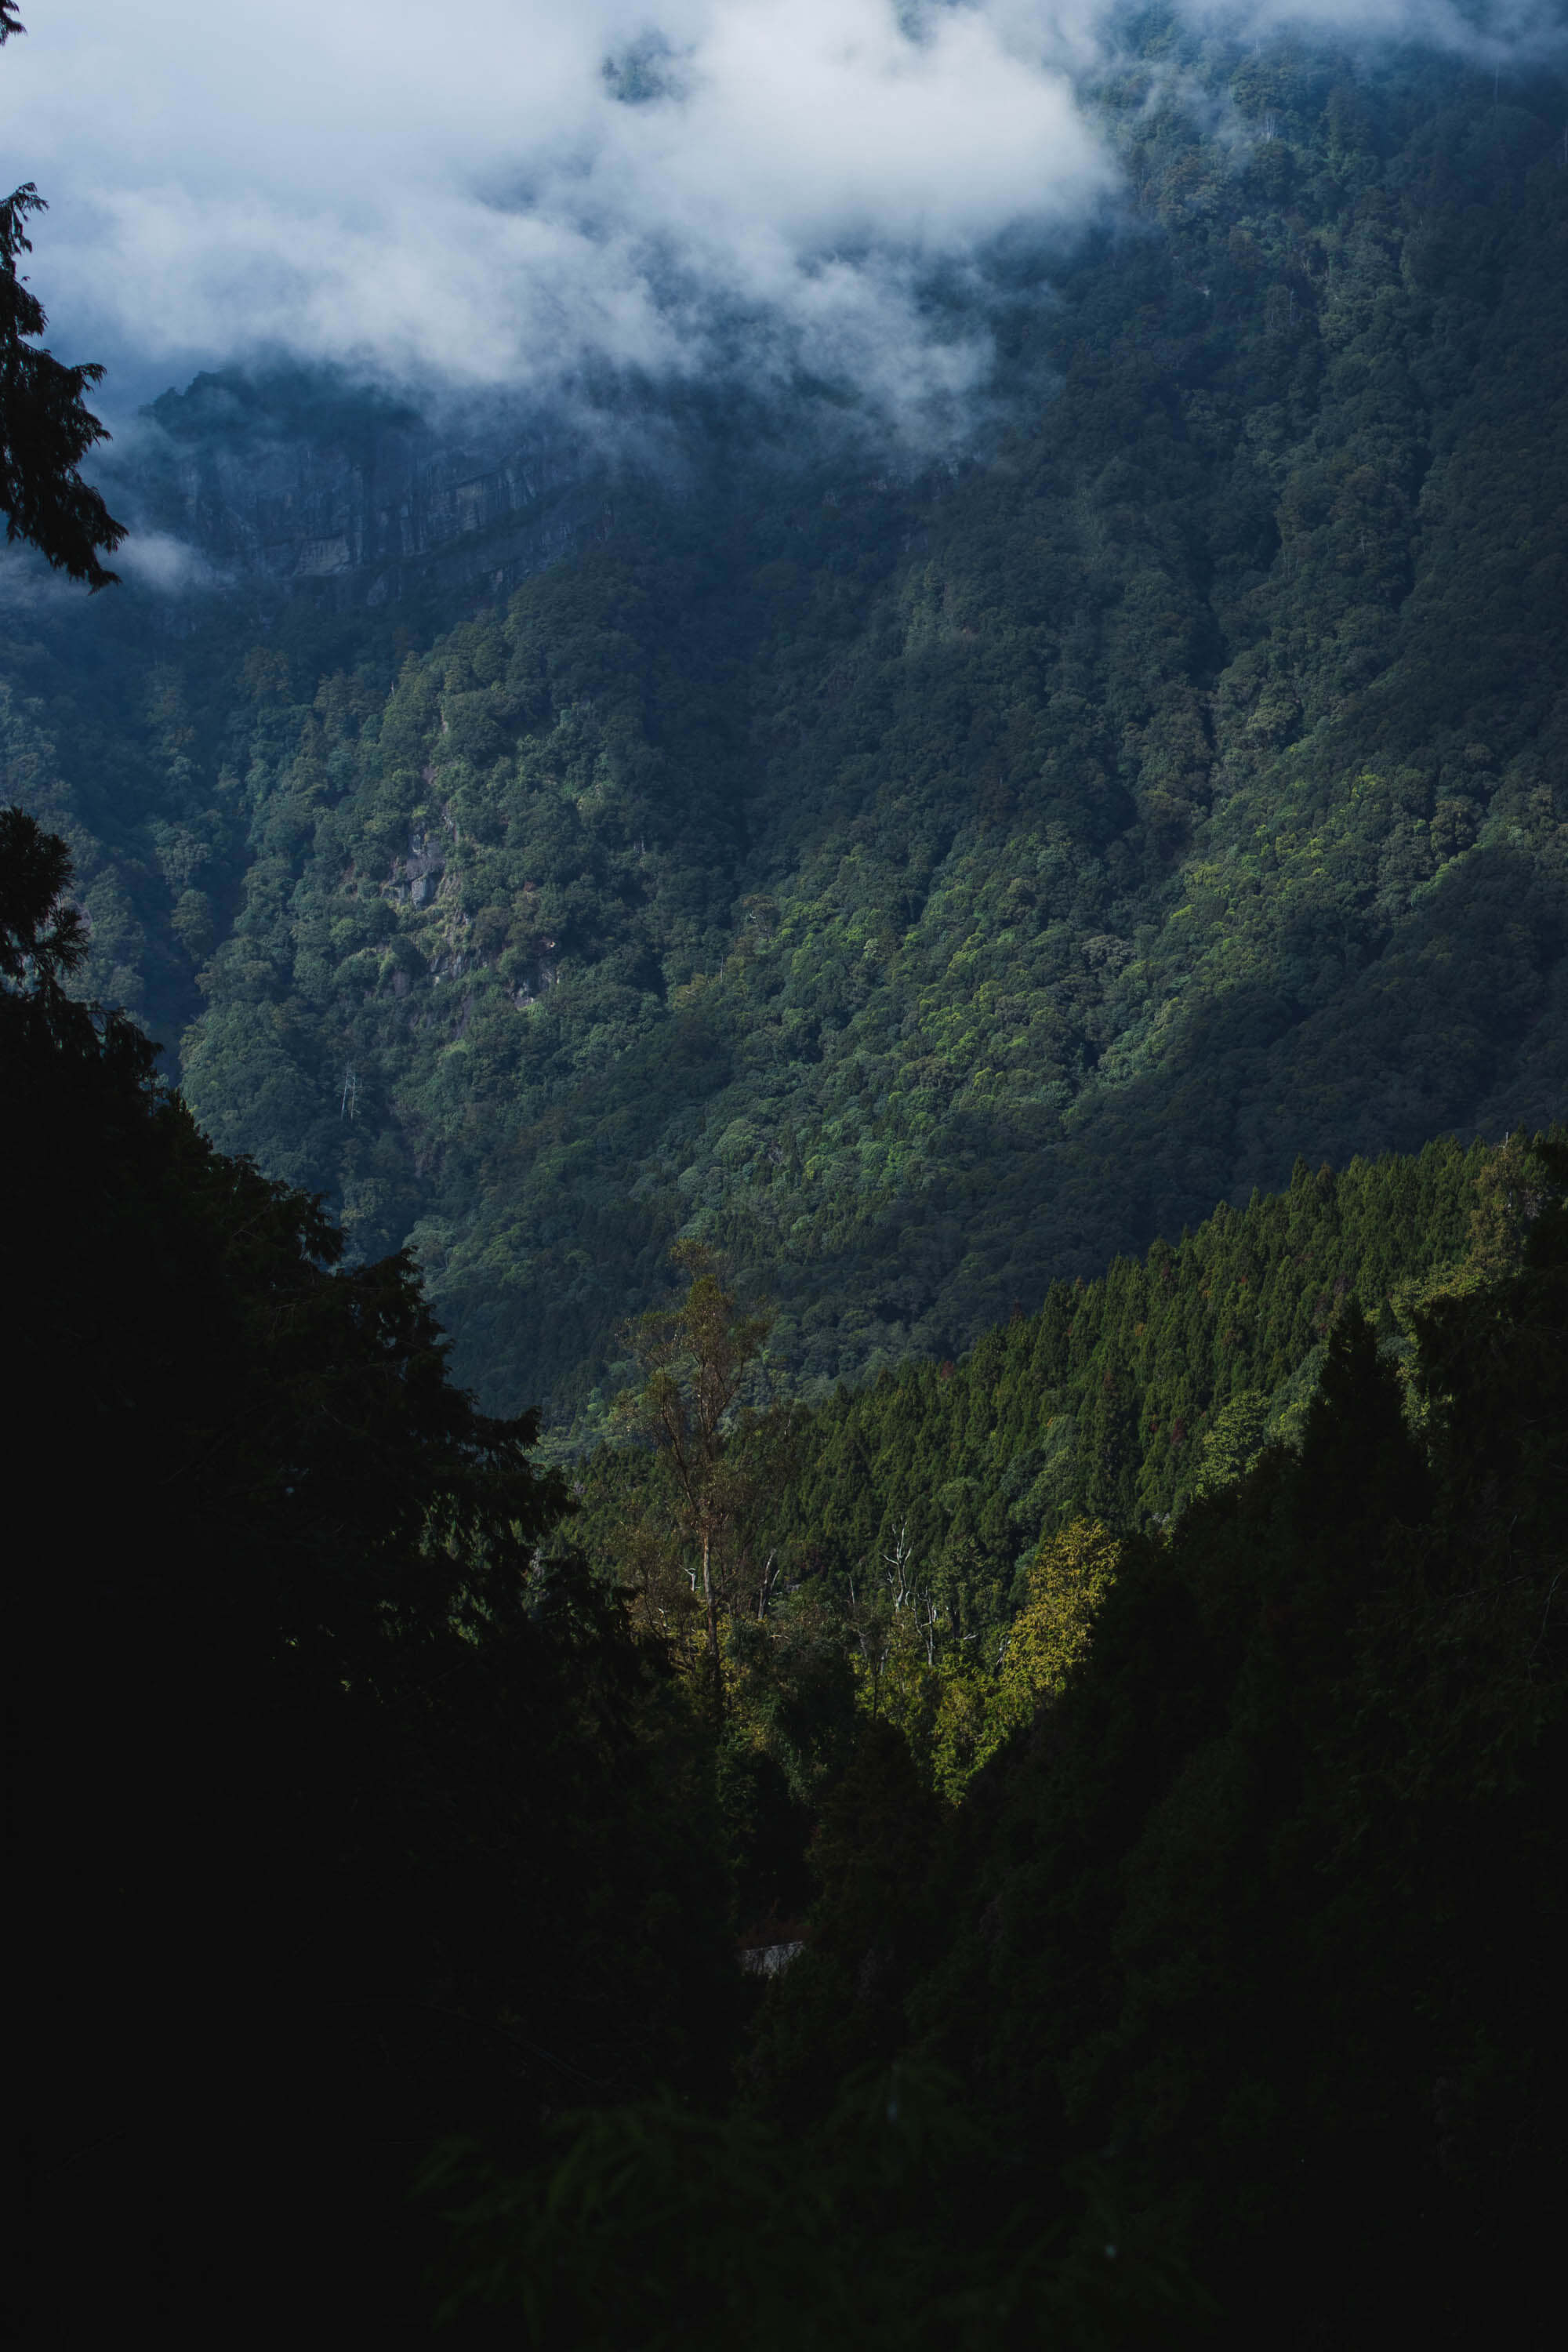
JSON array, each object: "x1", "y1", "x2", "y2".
[{"x1": 701, "y1": 1526, "x2": 722, "y2": 1715}]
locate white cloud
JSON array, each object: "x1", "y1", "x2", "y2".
[
  {"x1": 0, "y1": 3, "x2": 1112, "y2": 431},
  {"x1": 0, "y1": 3, "x2": 1562, "y2": 437},
  {"x1": 113, "y1": 530, "x2": 220, "y2": 593}
]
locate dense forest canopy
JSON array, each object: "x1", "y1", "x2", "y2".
[
  {"x1": 10, "y1": 779, "x2": 1563, "y2": 2343},
  {"x1": 3, "y1": 15, "x2": 1566, "y2": 1429},
  {"x1": 5, "y1": 9, "x2": 1567, "y2": 2347}
]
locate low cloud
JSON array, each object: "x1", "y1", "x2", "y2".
[
  {"x1": 1, "y1": 3, "x2": 1563, "y2": 441},
  {"x1": 0, "y1": 523, "x2": 221, "y2": 605},
  {"x1": 113, "y1": 530, "x2": 221, "y2": 593},
  {"x1": 1185, "y1": 2, "x2": 1566, "y2": 53}
]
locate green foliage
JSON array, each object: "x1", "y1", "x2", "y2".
[
  {"x1": 753, "y1": 1132, "x2": 1495, "y2": 1657},
  {"x1": 420, "y1": 2054, "x2": 1208, "y2": 2351},
  {"x1": 615, "y1": 1240, "x2": 775, "y2": 1697},
  {"x1": 6, "y1": 33, "x2": 1566, "y2": 1428},
  {"x1": 14, "y1": 16, "x2": 1568, "y2": 2338},
  {"x1": 463, "y1": 1135, "x2": 1568, "y2": 2338},
  {"x1": 993, "y1": 1518, "x2": 1120, "y2": 1733},
  {"x1": 566, "y1": 1130, "x2": 1543, "y2": 1883},
  {"x1": 11, "y1": 802, "x2": 1563, "y2": 2342},
  {"x1": 811, "y1": 1520, "x2": 1120, "y2": 1806},
  {"x1": 5, "y1": 808, "x2": 735, "y2": 2336},
  {"x1": 734, "y1": 1143, "x2": 1567, "y2": 2347}
]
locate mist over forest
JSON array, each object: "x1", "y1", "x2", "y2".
[{"x1": 5, "y1": 5, "x2": 1566, "y2": 2346}]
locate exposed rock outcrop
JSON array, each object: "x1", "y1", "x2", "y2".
[{"x1": 112, "y1": 369, "x2": 608, "y2": 608}]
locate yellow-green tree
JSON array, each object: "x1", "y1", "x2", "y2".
[
  {"x1": 998, "y1": 1519, "x2": 1120, "y2": 1718},
  {"x1": 927, "y1": 1520, "x2": 1120, "y2": 1801}
]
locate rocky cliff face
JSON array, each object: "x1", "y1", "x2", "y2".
[{"x1": 114, "y1": 369, "x2": 608, "y2": 608}]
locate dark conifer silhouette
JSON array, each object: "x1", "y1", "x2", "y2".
[
  {"x1": 0, "y1": 11, "x2": 125, "y2": 585},
  {"x1": 4, "y1": 809, "x2": 734, "y2": 2338}
]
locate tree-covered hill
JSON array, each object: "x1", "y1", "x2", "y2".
[
  {"x1": 5, "y1": 18, "x2": 1566, "y2": 1427},
  {"x1": 5, "y1": 811, "x2": 1561, "y2": 2346},
  {"x1": 9, "y1": 10, "x2": 1568, "y2": 2347},
  {"x1": 427, "y1": 1130, "x2": 1568, "y2": 2352},
  {"x1": 567, "y1": 1123, "x2": 1548, "y2": 1806},
  {"x1": 753, "y1": 1134, "x2": 1504, "y2": 1624}
]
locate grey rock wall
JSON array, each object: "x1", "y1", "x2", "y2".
[{"x1": 112, "y1": 372, "x2": 608, "y2": 608}]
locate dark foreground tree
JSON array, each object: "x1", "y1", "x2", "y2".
[
  {"x1": 3, "y1": 809, "x2": 735, "y2": 2343},
  {"x1": 1, "y1": 11, "x2": 125, "y2": 584}
]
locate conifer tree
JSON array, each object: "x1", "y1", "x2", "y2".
[{"x1": 0, "y1": 9, "x2": 125, "y2": 585}]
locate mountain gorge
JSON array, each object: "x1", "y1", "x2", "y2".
[
  {"x1": 7, "y1": 10, "x2": 1568, "y2": 2347},
  {"x1": 5, "y1": 24, "x2": 1566, "y2": 1431}
]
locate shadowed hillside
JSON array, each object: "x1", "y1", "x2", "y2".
[{"x1": 5, "y1": 24, "x2": 1565, "y2": 1432}]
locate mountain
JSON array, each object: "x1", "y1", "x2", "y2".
[
  {"x1": 125, "y1": 368, "x2": 606, "y2": 605},
  {"x1": 424, "y1": 1126, "x2": 1568, "y2": 2352},
  {"x1": 7, "y1": 20, "x2": 1567, "y2": 2336},
  {"x1": 3, "y1": 22, "x2": 1566, "y2": 1430}
]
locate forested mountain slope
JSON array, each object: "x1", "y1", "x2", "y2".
[
  {"x1": 758, "y1": 1134, "x2": 1499, "y2": 1624},
  {"x1": 430, "y1": 1132, "x2": 1568, "y2": 2352},
  {"x1": 737, "y1": 1179, "x2": 1568, "y2": 2352},
  {"x1": 9, "y1": 808, "x2": 1562, "y2": 2347},
  {"x1": 567, "y1": 1127, "x2": 1542, "y2": 1810},
  {"x1": 5, "y1": 21, "x2": 1566, "y2": 1424}
]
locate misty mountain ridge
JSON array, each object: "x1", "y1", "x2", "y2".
[
  {"x1": 8, "y1": 17, "x2": 1568, "y2": 2343},
  {"x1": 90, "y1": 368, "x2": 604, "y2": 606},
  {"x1": 3, "y1": 19, "x2": 1566, "y2": 1432}
]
